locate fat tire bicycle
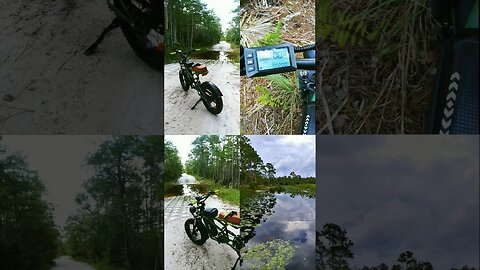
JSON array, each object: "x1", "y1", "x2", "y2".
[
  {"x1": 85, "y1": 0, "x2": 164, "y2": 71},
  {"x1": 185, "y1": 190, "x2": 243, "y2": 270},
  {"x1": 170, "y1": 49, "x2": 224, "y2": 114}
]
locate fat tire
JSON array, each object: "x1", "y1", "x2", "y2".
[
  {"x1": 179, "y1": 69, "x2": 189, "y2": 91},
  {"x1": 115, "y1": 0, "x2": 163, "y2": 70},
  {"x1": 184, "y1": 218, "x2": 208, "y2": 245},
  {"x1": 202, "y1": 83, "x2": 223, "y2": 114}
]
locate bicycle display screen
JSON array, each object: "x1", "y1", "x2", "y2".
[
  {"x1": 256, "y1": 48, "x2": 291, "y2": 71},
  {"x1": 244, "y1": 44, "x2": 297, "y2": 77}
]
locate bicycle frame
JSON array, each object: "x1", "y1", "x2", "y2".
[
  {"x1": 200, "y1": 214, "x2": 242, "y2": 252},
  {"x1": 179, "y1": 60, "x2": 202, "y2": 90},
  {"x1": 188, "y1": 192, "x2": 243, "y2": 268}
]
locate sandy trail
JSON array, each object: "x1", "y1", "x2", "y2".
[
  {"x1": 164, "y1": 41, "x2": 240, "y2": 135},
  {"x1": 0, "y1": 0, "x2": 163, "y2": 134},
  {"x1": 52, "y1": 256, "x2": 94, "y2": 270},
  {"x1": 164, "y1": 174, "x2": 240, "y2": 270}
]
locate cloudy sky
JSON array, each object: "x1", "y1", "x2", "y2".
[
  {"x1": 2, "y1": 136, "x2": 106, "y2": 228},
  {"x1": 202, "y1": 0, "x2": 238, "y2": 32},
  {"x1": 316, "y1": 136, "x2": 479, "y2": 269},
  {"x1": 248, "y1": 135, "x2": 315, "y2": 177}
]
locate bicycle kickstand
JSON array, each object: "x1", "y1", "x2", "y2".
[
  {"x1": 231, "y1": 252, "x2": 242, "y2": 269},
  {"x1": 191, "y1": 98, "x2": 202, "y2": 110},
  {"x1": 84, "y1": 18, "x2": 121, "y2": 56}
]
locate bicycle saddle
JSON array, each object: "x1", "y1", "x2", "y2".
[
  {"x1": 218, "y1": 211, "x2": 241, "y2": 225},
  {"x1": 185, "y1": 61, "x2": 194, "y2": 66},
  {"x1": 192, "y1": 64, "x2": 208, "y2": 74},
  {"x1": 204, "y1": 208, "x2": 218, "y2": 217}
]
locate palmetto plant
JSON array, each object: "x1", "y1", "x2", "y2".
[{"x1": 240, "y1": 11, "x2": 274, "y2": 47}]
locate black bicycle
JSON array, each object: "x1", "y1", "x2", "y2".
[
  {"x1": 85, "y1": 0, "x2": 164, "y2": 70},
  {"x1": 185, "y1": 190, "x2": 243, "y2": 269},
  {"x1": 240, "y1": 43, "x2": 316, "y2": 135},
  {"x1": 426, "y1": 0, "x2": 478, "y2": 134},
  {"x1": 170, "y1": 49, "x2": 224, "y2": 114}
]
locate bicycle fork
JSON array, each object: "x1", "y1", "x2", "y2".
[{"x1": 299, "y1": 70, "x2": 316, "y2": 135}]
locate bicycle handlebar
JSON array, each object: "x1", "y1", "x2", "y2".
[
  {"x1": 240, "y1": 44, "x2": 315, "y2": 76},
  {"x1": 170, "y1": 48, "x2": 201, "y2": 58}
]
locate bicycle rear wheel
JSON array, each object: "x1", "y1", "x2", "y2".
[{"x1": 115, "y1": 0, "x2": 164, "y2": 70}]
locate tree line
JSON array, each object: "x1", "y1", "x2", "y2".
[
  {"x1": 224, "y1": 0, "x2": 240, "y2": 45},
  {"x1": 163, "y1": 135, "x2": 314, "y2": 188},
  {"x1": 317, "y1": 223, "x2": 477, "y2": 270},
  {"x1": 0, "y1": 138, "x2": 59, "y2": 270},
  {"x1": 185, "y1": 135, "x2": 242, "y2": 188},
  {"x1": 165, "y1": 0, "x2": 223, "y2": 49},
  {"x1": 64, "y1": 136, "x2": 163, "y2": 270}
]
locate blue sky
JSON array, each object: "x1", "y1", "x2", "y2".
[{"x1": 248, "y1": 135, "x2": 315, "y2": 177}]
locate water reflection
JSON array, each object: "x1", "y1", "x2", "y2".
[{"x1": 241, "y1": 190, "x2": 315, "y2": 269}]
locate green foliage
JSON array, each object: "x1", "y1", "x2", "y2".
[
  {"x1": 242, "y1": 239, "x2": 295, "y2": 269},
  {"x1": 253, "y1": 20, "x2": 283, "y2": 47},
  {"x1": 164, "y1": 182, "x2": 184, "y2": 197},
  {"x1": 185, "y1": 135, "x2": 241, "y2": 188},
  {"x1": 317, "y1": 0, "x2": 371, "y2": 48},
  {"x1": 256, "y1": 74, "x2": 298, "y2": 110},
  {"x1": 165, "y1": 0, "x2": 223, "y2": 50},
  {"x1": 191, "y1": 176, "x2": 239, "y2": 205},
  {"x1": 256, "y1": 85, "x2": 282, "y2": 107},
  {"x1": 64, "y1": 136, "x2": 162, "y2": 270},
  {"x1": 226, "y1": 47, "x2": 240, "y2": 63},
  {"x1": 317, "y1": 0, "x2": 433, "y2": 55},
  {"x1": 225, "y1": 1, "x2": 240, "y2": 45},
  {"x1": 0, "y1": 141, "x2": 59, "y2": 270},
  {"x1": 317, "y1": 223, "x2": 354, "y2": 270},
  {"x1": 164, "y1": 140, "x2": 183, "y2": 182}
]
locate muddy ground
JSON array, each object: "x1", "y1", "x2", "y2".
[
  {"x1": 164, "y1": 174, "x2": 240, "y2": 269},
  {"x1": 0, "y1": 0, "x2": 163, "y2": 134},
  {"x1": 164, "y1": 42, "x2": 240, "y2": 135},
  {"x1": 52, "y1": 256, "x2": 94, "y2": 270}
]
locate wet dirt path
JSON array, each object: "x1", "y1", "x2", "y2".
[
  {"x1": 52, "y1": 256, "x2": 94, "y2": 270},
  {"x1": 0, "y1": 0, "x2": 163, "y2": 134},
  {"x1": 164, "y1": 174, "x2": 239, "y2": 269},
  {"x1": 164, "y1": 42, "x2": 240, "y2": 135}
]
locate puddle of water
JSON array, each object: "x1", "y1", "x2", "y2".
[
  {"x1": 191, "y1": 50, "x2": 220, "y2": 60},
  {"x1": 182, "y1": 184, "x2": 194, "y2": 196},
  {"x1": 241, "y1": 191, "x2": 315, "y2": 269}
]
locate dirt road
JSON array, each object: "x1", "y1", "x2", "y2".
[
  {"x1": 164, "y1": 174, "x2": 239, "y2": 270},
  {"x1": 0, "y1": 0, "x2": 163, "y2": 134},
  {"x1": 52, "y1": 256, "x2": 94, "y2": 270},
  {"x1": 164, "y1": 41, "x2": 240, "y2": 135}
]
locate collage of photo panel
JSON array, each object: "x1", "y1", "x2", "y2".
[{"x1": 0, "y1": 0, "x2": 478, "y2": 270}]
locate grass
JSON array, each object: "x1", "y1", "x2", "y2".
[
  {"x1": 226, "y1": 46, "x2": 240, "y2": 63},
  {"x1": 241, "y1": 183, "x2": 316, "y2": 200},
  {"x1": 165, "y1": 45, "x2": 218, "y2": 64},
  {"x1": 191, "y1": 176, "x2": 240, "y2": 206},
  {"x1": 240, "y1": 0, "x2": 315, "y2": 135},
  {"x1": 316, "y1": 0, "x2": 439, "y2": 134},
  {"x1": 256, "y1": 183, "x2": 315, "y2": 196},
  {"x1": 164, "y1": 182, "x2": 183, "y2": 197}
]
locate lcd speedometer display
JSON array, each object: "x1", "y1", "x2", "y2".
[{"x1": 256, "y1": 47, "x2": 291, "y2": 71}]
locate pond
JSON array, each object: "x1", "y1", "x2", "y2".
[{"x1": 241, "y1": 190, "x2": 315, "y2": 269}]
